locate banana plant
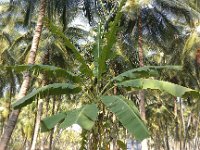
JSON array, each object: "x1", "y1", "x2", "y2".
[{"x1": 7, "y1": 0, "x2": 200, "y2": 144}]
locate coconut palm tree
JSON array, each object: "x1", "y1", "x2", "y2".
[{"x1": 0, "y1": 0, "x2": 46, "y2": 149}]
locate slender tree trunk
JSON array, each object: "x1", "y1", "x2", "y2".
[
  {"x1": 0, "y1": 75, "x2": 30, "y2": 150},
  {"x1": 174, "y1": 98, "x2": 179, "y2": 150},
  {"x1": 165, "y1": 124, "x2": 170, "y2": 150},
  {"x1": 184, "y1": 113, "x2": 192, "y2": 149},
  {"x1": 139, "y1": 91, "x2": 145, "y2": 119},
  {"x1": 112, "y1": 80, "x2": 118, "y2": 150},
  {"x1": 179, "y1": 97, "x2": 185, "y2": 150},
  {"x1": 49, "y1": 97, "x2": 62, "y2": 148},
  {"x1": 194, "y1": 113, "x2": 200, "y2": 149},
  {"x1": 0, "y1": 0, "x2": 46, "y2": 149},
  {"x1": 138, "y1": 11, "x2": 148, "y2": 150},
  {"x1": 138, "y1": 14, "x2": 144, "y2": 68},
  {"x1": 30, "y1": 99, "x2": 43, "y2": 150},
  {"x1": 138, "y1": 11, "x2": 145, "y2": 120},
  {"x1": 49, "y1": 96, "x2": 56, "y2": 150},
  {"x1": 31, "y1": 45, "x2": 50, "y2": 150}
]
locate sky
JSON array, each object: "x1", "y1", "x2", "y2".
[{"x1": 0, "y1": 0, "x2": 9, "y2": 3}]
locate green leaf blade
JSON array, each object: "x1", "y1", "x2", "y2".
[
  {"x1": 60, "y1": 104, "x2": 98, "y2": 130},
  {"x1": 117, "y1": 79, "x2": 200, "y2": 98},
  {"x1": 98, "y1": 0, "x2": 126, "y2": 78},
  {"x1": 12, "y1": 83, "x2": 81, "y2": 109},
  {"x1": 46, "y1": 21, "x2": 93, "y2": 77},
  {"x1": 41, "y1": 113, "x2": 66, "y2": 132},
  {"x1": 101, "y1": 95, "x2": 149, "y2": 141},
  {"x1": 113, "y1": 65, "x2": 182, "y2": 82},
  {"x1": 41, "y1": 104, "x2": 98, "y2": 132}
]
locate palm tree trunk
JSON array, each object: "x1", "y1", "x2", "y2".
[
  {"x1": 31, "y1": 47, "x2": 49, "y2": 150},
  {"x1": 138, "y1": 10, "x2": 148, "y2": 150},
  {"x1": 49, "y1": 96, "x2": 56, "y2": 150},
  {"x1": 112, "y1": 78, "x2": 118, "y2": 150},
  {"x1": 30, "y1": 99, "x2": 43, "y2": 150},
  {"x1": 194, "y1": 113, "x2": 200, "y2": 149},
  {"x1": 0, "y1": 76, "x2": 30, "y2": 150},
  {"x1": 184, "y1": 113, "x2": 192, "y2": 149},
  {"x1": 138, "y1": 11, "x2": 144, "y2": 68},
  {"x1": 174, "y1": 97, "x2": 179, "y2": 150},
  {"x1": 179, "y1": 97, "x2": 185, "y2": 150},
  {"x1": 138, "y1": 11, "x2": 145, "y2": 120},
  {"x1": 0, "y1": 0, "x2": 46, "y2": 149}
]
